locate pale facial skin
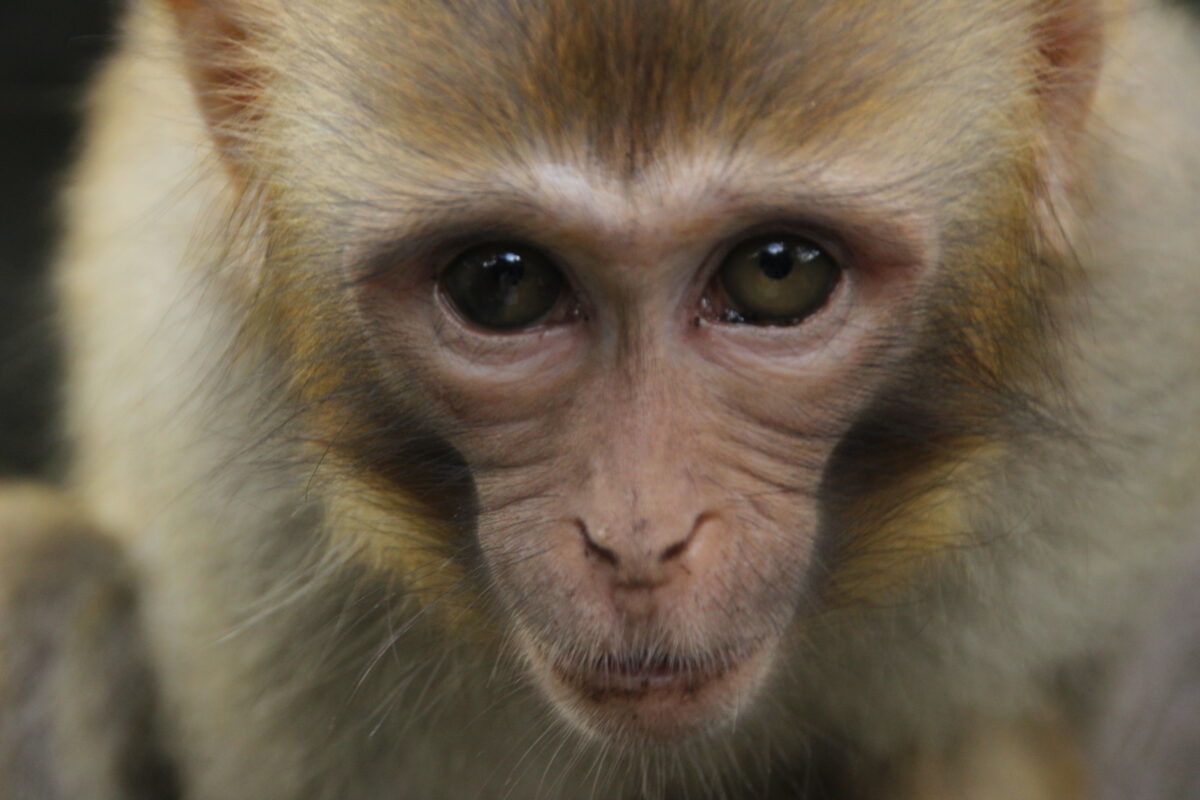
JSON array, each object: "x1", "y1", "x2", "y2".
[{"x1": 354, "y1": 156, "x2": 934, "y2": 742}]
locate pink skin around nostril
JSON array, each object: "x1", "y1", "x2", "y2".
[
  {"x1": 576, "y1": 511, "x2": 719, "y2": 585},
  {"x1": 578, "y1": 518, "x2": 620, "y2": 566}
]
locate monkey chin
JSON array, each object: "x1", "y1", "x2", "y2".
[{"x1": 525, "y1": 638, "x2": 778, "y2": 745}]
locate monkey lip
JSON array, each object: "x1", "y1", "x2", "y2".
[
  {"x1": 532, "y1": 640, "x2": 776, "y2": 740},
  {"x1": 552, "y1": 650, "x2": 739, "y2": 694}
]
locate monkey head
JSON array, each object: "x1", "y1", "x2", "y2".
[{"x1": 167, "y1": 0, "x2": 1102, "y2": 746}]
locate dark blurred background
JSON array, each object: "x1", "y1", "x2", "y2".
[
  {"x1": 1, "y1": 1, "x2": 114, "y2": 478},
  {"x1": 1, "y1": 1, "x2": 1198, "y2": 479}
]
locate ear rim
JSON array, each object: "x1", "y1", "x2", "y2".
[
  {"x1": 163, "y1": 0, "x2": 267, "y2": 175},
  {"x1": 1029, "y1": 0, "x2": 1114, "y2": 250},
  {"x1": 1033, "y1": 0, "x2": 1110, "y2": 145}
]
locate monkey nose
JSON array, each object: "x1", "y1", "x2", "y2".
[{"x1": 576, "y1": 512, "x2": 717, "y2": 589}]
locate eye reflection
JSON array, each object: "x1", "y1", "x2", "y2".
[{"x1": 440, "y1": 244, "x2": 564, "y2": 330}]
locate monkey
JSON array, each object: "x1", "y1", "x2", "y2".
[{"x1": 1, "y1": 0, "x2": 1199, "y2": 797}]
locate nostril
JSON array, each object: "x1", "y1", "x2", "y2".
[
  {"x1": 577, "y1": 518, "x2": 619, "y2": 567},
  {"x1": 659, "y1": 539, "x2": 689, "y2": 562},
  {"x1": 658, "y1": 511, "x2": 717, "y2": 564}
]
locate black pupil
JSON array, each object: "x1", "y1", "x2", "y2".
[
  {"x1": 442, "y1": 243, "x2": 563, "y2": 330},
  {"x1": 758, "y1": 242, "x2": 793, "y2": 280},
  {"x1": 489, "y1": 252, "x2": 524, "y2": 289}
]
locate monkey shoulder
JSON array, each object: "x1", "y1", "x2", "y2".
[{"x1": 0, "y1": 484, "x2": 179, "y2": 800}]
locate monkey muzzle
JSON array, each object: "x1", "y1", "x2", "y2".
[{"x1": 521, "y1": 632, "x2": 779, "y2": 742}]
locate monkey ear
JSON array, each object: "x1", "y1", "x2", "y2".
[
  {"x1": 1033, "y1": 0, "x2": 1106, "y2": 150},
  {"x1": 1030, "y1": 0, "x2": 1108, "y2": 240},
  {"x1": 163, "y1": 0, "x2": 272, "y2": 172}
]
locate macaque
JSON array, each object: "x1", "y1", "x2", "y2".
[{"x1": 1, "y1": 0, "x2": 1199, "y2": 797}]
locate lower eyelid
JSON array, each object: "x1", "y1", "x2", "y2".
[{"x1": 706, "y1": 271, "x2": 842, "y2": 328}]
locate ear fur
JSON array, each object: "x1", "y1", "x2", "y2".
[
  {"x1": 1029, "y1": 0, "x2": 1112, "y2": 247},
  {"x1": 163, "y1": 0, "x2": 272, "y2": 171},
  {"x1": 1034, "y1": 0, "x2": 1108, "y2": 143}
]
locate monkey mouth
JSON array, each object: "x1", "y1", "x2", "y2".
[
  {"x1": 527, "y1": 638, "x2": 777, "y2": 741},
  {"x1": 552, "y1": 649, "x2": 742, "y2": 695}
]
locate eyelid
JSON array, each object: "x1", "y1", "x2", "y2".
[
  {"x1": 433, "y1": 238, "x2": 541, "y2": 282},
  {"x1": 709, "y1": 219, "x2": 852, "y2": 271}
]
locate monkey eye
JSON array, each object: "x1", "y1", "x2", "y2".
[
  {"x1": 440, "y1": 243, "x2": 565, "y2": 330},
  {"x1": 715, "y1": 235, "x2": 841, "y2": 325}
]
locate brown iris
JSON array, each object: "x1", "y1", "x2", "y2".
[
  {"x1": 717, "y1": 236, "x2": 840, "y2": 325},
  {"x1": 441, "y1": 244, "x2": 564, "y2": 330}
]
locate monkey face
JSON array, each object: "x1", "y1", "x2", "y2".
[{"x1": 340, "y1": 156, "x2": 937, "y2": 743}]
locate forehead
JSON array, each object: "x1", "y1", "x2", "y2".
[{"x1": 273, "y1": 0, "x2": 1029, "y2": 199}]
